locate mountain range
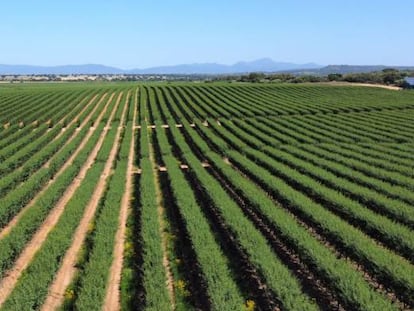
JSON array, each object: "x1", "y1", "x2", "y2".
[
  {"x1": 1, "y1": 59, "x2": 413, "y2": 75},
  {"x1": 0, "y1": 58, "x2": 321, "y2": 75}
]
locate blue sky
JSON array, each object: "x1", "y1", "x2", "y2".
[{"x1": 1, "y1": 0, "x2": 413, "y2": 68}]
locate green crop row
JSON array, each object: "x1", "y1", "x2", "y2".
[
  {"x1": 155, "y1": 121, "x2": 247, "y2": 310},
  {"x1": 0, "y1": 90, "x2": 92, "y2": 176},
  {"x1": 1, "y1": 101, "x2": 120, "y2": 310},
  {"x1": 67, "y1": 93, "x2": 131, "y2": 310},
  {"x1": 193, "y1": 118, "x2": 414, "y2": 305},
  {"x1": 179, "y1": 122, "x2": 398, "y2": 310},
  {"x1": 156, "y1": 87, "x2": 319, "y2": 310},
  {"x1": 0, "y1": 93, "x2": 111, "y2": 228},
  {"x1": 217, "y1": 117, "x2": 414, "y2": 228},
  {"x1": 0, "y1": 92, "x2": 103, "y2": 198},
  {"x1": 0, "y1": 96, "x2": 117, "y2": 280}
]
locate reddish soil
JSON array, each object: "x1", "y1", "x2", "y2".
[
  {"x1": 41, "y1": 92, "x2": 127, "y2": 311},
  {"x1": 103, "y1": 90, "x2": 136, "y2": 311},
  {"x1": 0, "y1": 93, "x2": 117, "y2": 308},
  {"x1": 0, "y1": 93, "x2": 110, "y2": 240}
]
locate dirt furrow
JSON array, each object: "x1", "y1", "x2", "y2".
[
  {"x1": 0, "y1": 92, "x2": 118, "y2": 308},
  {"x1": 209, "y1": 161, "x2": 344, "y2": 310},
  {"x1": 103, "y1": 88, "x2": 138, "y2": 311},
  {"x1": 40, "y1": 91, "x2": 128, "y2": 311},
  {"x1": 0, "y1": 93, "x2": 110, "y2": 240},
  {"x1": 225, "y1": 157, "x2": 411, "y2": 309}
]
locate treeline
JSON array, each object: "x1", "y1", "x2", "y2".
[{"x1": 216, "y1": 69, "x2": 414, "y2": 88}]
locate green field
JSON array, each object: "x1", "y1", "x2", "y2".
[{"x1": 0, "y1": 82, "x2": 413, "y2": 311}]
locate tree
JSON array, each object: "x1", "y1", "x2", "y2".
[
  {"x1": 381, "y1": 70, "x2": 403, "y2": 85},
  {"x1": 238, "y1": 72, "x2": 265, "y2": 83},
  {"x1": 328, "y1": 73, "x2": 343, "y2": 81}
]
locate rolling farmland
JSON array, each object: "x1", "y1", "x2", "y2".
[{"x1": 0, "y1": 82, "x2": 414, "y2": 311}]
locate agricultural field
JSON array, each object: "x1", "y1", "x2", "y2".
[{"x1": 0, "y1": 82, "x2": 413, "y2": 311}]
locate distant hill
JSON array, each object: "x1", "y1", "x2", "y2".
[
  {"x1": 289, "y1": 65, "x2": 414, "y2": 76},
  {"x1": 0, "y1": 64, "x2": 122, "y2": 75},
  {"x1": 128, "y1": 58, "x2": 322, "y2": 74},
  {"x1": 0, "y1": 59, "x2": 322, "y2": 75},
  {"x1": 1, "y1": 61, "x2": 413, "y2": 75}
]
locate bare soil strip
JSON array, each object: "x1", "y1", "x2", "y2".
[
  {"x1": 323, "y1": 81, "x2": 402, "y2": 90},
  {"x1": 103, "y1": 88, "x2": 138, "y2": 311},
  {"x1": 148, "y1": 126, "x2": 176, "y2": 309},
  {"x1": 41, "y1": 92, "x2": 128, "y2": 310},
  {"x1": 0, "y1": 93, "x2": 110, "y2": 240},
  {"x1": 0, "y1": 93, "x2": 119, "y2": 307}
]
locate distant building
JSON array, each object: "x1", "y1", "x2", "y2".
[{"x1": 405, "y1": 77, "x2": 414, "y2": 88}]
